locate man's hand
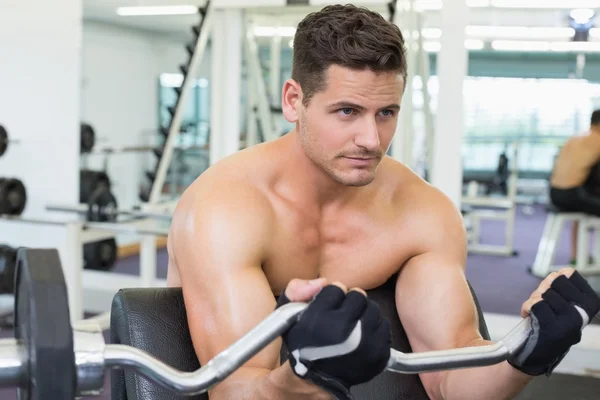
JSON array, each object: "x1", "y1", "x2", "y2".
[
  {"x1": 283, "y1": 277, "x2": 329, "y2": 302},
  {"x1": 509, "y1": 268, "x2": 600, "y2": 376},
  {"x1": 278, "y1": 281, "x2": 391, "y2": 400}
]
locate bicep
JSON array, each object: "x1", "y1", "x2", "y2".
[
  {"x1": 182, "y1": 257, "x2": 280, "y2": 370},
  {"x1": 395, "y1": 253, "x2": 482, "y2": 354},
  {"x1": 170, "y1": 194, "x2": 280, "y2": 371},
  {"x1": 395, "y1": 197, "x2": 482, "y2": 396}
]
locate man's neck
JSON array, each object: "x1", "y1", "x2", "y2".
[{"x1": 278, "y1": 130, "x2": 364, "y2": 215}]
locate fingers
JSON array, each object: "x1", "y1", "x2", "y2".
[
  {"x1": 284, "y1": 278, "x2": 368, "y2": 309},
  {"x1": 521, "y1": 268, "x2": 575, "y2": 317},
  {"x1": 529, "y1": 299, "x2": 556, "y2": 322},
  {"x1": 284, "y1": 278, "x2": 328, "y2": 302},
  {"x1": 338, "y1": 290, "x2": 369, "y2": 322},
  {"x1": 537, "y1": 268, "x2": 573, "y2": 296},
  {"x1": 567, "y1": 270, "x2": 595, "y2": 294},
  {"x1": 521, "y1": 293, "x2": 544, "y2": 318},
  {"x1": 361, "y1": 300, "x2": 384, "y2": 331},
  {"x1": 311, "y1": 282, "x2": 369, "y2": 311},
  {"x1": 542, "y1": 289, "x2": 573, "y2": 315}
]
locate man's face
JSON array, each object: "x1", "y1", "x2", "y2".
[{"x1": 295, "y1": 65, "x2": 404, "y2": 187}]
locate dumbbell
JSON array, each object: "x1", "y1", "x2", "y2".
[
  {"x1": 1, "y1": 123, "x2": 97, "y2": 156},
  {"x1": 0, "y1": 248, "x2": 533, "y2": 400},
  {"x1": 0, "y1": 178, "x2": 27, "y2": 216}
]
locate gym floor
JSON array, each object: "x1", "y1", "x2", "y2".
[{"x1": 0, "y1": 204, "x2": 599, "y2": 399}]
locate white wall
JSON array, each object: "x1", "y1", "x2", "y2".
[
  {"x1": 0, "y1": 1, "x2": 82, "y2": 246},
  {"x1": 80, "y1": 21, "x2": 211, "y2": 244}
]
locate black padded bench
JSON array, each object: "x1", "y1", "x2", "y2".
[{"x1": 110, "y1": 280, "x2": 489, "y2": 400}]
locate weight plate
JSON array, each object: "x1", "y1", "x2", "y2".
[
  {"x1": 139, "y1": 187, "x2": 150, "y2": 203},
  {"x1": 80, "y1": 169, "x2": 111, "y2": 203},
  {"x1": 87, "y1": 187, "x2": 118, "y2": 222},
  {"x1": 0, "y1": 178, "x2": 27, "y2": 216},
  {"x1": 0, "y1": 245, "x2": 17, "y2": 294},
  {"x1": 83, "y1": 238, "x2": 117, "y2": 271},
  {"x1": 80, "y1": 123, "x2": 96, "y2": 154},
  {"x1": 0, "y1": 180, "x2": 4, "y2": 205},
  {"x1": 7, "y1": 179, "x2": 26, "y2": 215},
  {"x1": 0, "y1": 126, "x2": 7, "y2": 157},
  {"x1": 14, "y1": 248, "x2": 75, "y2": 400}
]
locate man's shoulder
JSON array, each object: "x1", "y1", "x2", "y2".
[
  {"x1": 380, "y1": 157, "x2": 438, "y2": 201},
  {"x1": 173, "y1": 149, "x2": 276, "y2": 231},
  {"x1": 380, "y1": 158, "x2": 462, "y2": 223}
]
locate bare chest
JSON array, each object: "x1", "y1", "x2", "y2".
[{"x1": 264, "y1": 211, "x2": 408, "y2": 295}]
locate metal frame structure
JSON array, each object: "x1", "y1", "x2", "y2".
[
  {"x1": 388, "y1": 0, "x2": 435, "y2": 174},
  {"x1": 416, "y1": 10, "x2": 435, "y2": 176},
  {"x1": 393, "y1": 0, "x2": 417, "y2": 167},
  {"x1": 244, "y1": 15, "x2": 280, "y2": 145},
  {"x1": 462, "y1": 144, "x2": 519, "y2": 257},
  {"x1": 149, "y1": 2, "x2": 215, "y2": 204}
]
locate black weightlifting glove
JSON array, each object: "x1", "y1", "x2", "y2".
[
  {"x1": 508, "y1": 271, "x2": 600, "y2": 376},
  {"x1": 277, "y1": 285, "x2": 391, "y2": 400}
]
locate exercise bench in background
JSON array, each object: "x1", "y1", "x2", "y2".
[{"x1": 530, "y1": 204, "x2": 600, "y2": 278}]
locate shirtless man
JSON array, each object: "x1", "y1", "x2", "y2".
[
  {"x1": 167, "y1": 5, "x2": 600, "y2": 400},
  {"x1": 551, "y1": 110, "x2": 600, "y2": 262}
]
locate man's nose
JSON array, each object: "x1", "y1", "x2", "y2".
[{"x1": 354, "y1": 118, "x2": 380, "y2": 151}]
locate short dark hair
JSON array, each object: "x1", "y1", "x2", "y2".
[
  {"x1": 291, "y1": 4, "x2": 407, "y2": 106},
  {"x1": 592, "y1": 109, "x2": 600, "y2": 126}
]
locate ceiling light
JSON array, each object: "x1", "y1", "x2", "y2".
[
  {"x1": 422, "y1": 41, "x2": 442, "y2": 52},
  {"x1": 465, "y1": 39, "x2": 485, "y2": 50},
  {"x1": 550, "y1": 41, "x2": 600, "y2": 52},
  {"x1": 116, "y1": 5, "x2": 198, "y2": 16},
  {"x1": 421, "y1": 28, "x2": 442, "y2": 39},
  {"x1": 570, "y1": 8, "x2": 596, "y2": 24},
  {"x1": 415, "y1": 0, "x2": 600, "y2": 10},
  {"x1": 253, "y1": 26, "x2": 296, "y2": 37},
  {"x1": 490, "y1": 40, "x2": 600, "y2": 52},
  {"x1": 422, "y1": 40, "x2": 485, "y2": 52},
  {"x1": 466, "y1": 26, "x2": 574, "y2": 39},
  {"x1": 160, "y1": 73, "x2": 208, "y2": 87},
  {"x1": 490, "y1": 0, "x2": 600, "y2": 8},
  {"x1": 415, "y1": 0, "x2": 489, "y2": 11},
  {"x1": 491, "y1": 40, "x2": 551, "y2": 51}
]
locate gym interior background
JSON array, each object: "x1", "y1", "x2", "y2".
[{"x1": 2, "y1": 0, "x2": 600, "y2": 398}]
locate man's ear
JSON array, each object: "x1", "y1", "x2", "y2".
[{"x1": 282, "y1": 79, "x2": 302, "y2": 123}]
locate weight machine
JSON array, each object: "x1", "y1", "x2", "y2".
[{"x1": 462, "y1": 143, "x2": 520, "y2": 257}]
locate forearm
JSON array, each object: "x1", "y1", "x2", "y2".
[
  {"x1": 439, "y1": 341, "x2": 533, "y2": 400},
  {"x1": 209, "y1": 362, "x2": 333, "y2": 400}
]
